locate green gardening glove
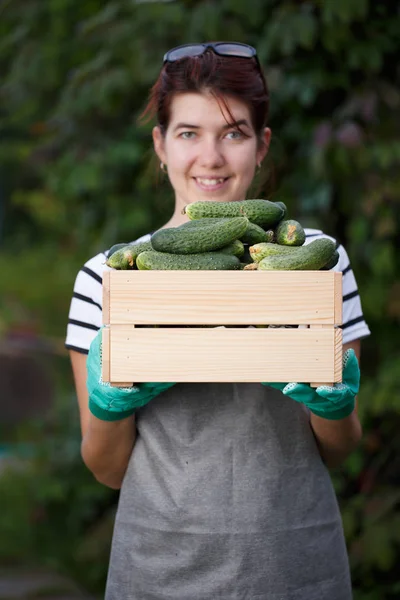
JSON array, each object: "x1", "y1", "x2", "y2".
[
  {"x1": 263, "y1": 348, "x2": 360, "y2": 420},
  {"x1": 87, "y1": 328, "x2": 175, "y2": 421}
]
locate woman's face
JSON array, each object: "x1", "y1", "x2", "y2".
[{"x1": 153, "y1": 92, "x2": 271, "y2": 208}]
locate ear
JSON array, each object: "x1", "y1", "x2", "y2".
[
  {"x1": 152, "y1": 126, "x2": 167, "y2": 164},
  {"x1": 256, "y1": 127, "x2": 272, "y2": 165}
]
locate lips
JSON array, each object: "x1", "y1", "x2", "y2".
[{"x1": 194, "y1": 176, "x2": 230, "y2": 192}]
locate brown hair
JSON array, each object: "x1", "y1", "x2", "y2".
[{"x1": 141, "y1": 50, "x2": 269, "y2": 141}]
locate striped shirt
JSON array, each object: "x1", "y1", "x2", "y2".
[{"x1": 65, "y1": 229, "x2": 371, "y2": 354}]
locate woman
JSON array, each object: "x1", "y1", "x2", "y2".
[{"x1": 66, "y1": 42, "x2": 371, "y2": 599}]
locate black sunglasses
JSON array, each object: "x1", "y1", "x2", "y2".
[{"x1": 163, "y1": 42, "x2": 260, "y2": 66}]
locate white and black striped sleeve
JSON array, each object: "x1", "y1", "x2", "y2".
[
  {"x1": 334, "y1": 242, "x2": 371, "y2": 344},
  {"x1": 65, "y1": 234, "x2": 152, "y2": 355},
  {"x1": 303, "y1": 228, "x2": 371, "y2": 343},
  {"x1": 304, "y1": 228, "x2": 371, "y2": 344},
  {"x1": 65, "y1": 252, "x2": 109, "y2": 354}
]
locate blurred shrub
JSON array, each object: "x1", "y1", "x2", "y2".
[
  {"x1": 0, "y1": 365, "x2": 116, "y2": 594},
  {"x1": 0, "y1": 0, "x2": 399, "y2": 597}
]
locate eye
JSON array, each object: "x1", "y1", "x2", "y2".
[
  {"x1": 179, "y1": 131, "x2": 196, "y2": 140},
  {"x1": 225, "y1": 130, "x2": 243, "y2": 140}
]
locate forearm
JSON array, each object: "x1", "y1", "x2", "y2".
[
  {"x1": 310, "y1": 407, "x2": 362, "y2": 469},
  {"x1": 81, "y1": 413, "x2": 137, "y2": 489}
]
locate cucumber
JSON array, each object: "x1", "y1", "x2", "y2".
[
  {"x1": 136, "y1": 250, "x2": 241, "y2": 271},
  {"x1": 275, "y1": 219, "x2": 306, "y2": 246},
  {"x1": 240, "y1": 222, "x2": 272, "y2": 245},
  {"x1": 258, "y1": 238, "x2": 336, "y2": 270},
  {"x1": 274, "y1": 201, "x2": 287, "y2": 218},
  {"x1": 106, "y1": 240, "x2": 153, "y2": 269},
  {"x1": 183, "y1": 199, "x2": 284, "y2": 228},
  {"x1": 151, "y1": 217, "x2": 248, "y2": 254},
  {"x1": 217, "y1": 239, "x2": 245, "y2": 258},
  {"x1": 177, "y1": 217, "x2": 230, "y2": 229},
  {"x1": 320, "y1": 249, "x2": 340, "y2": 270},
  {"x1": 107, "y1": 242, "x2": 129, "y2": 258},
  {"x1": 250, "y1": 242, "x2": 298, "y2": 263},
  {"x1": 179, "y1": 217, "x2": 274, "y2": 247}
]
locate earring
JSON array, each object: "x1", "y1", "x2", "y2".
[
  {"x1": 256, "y1": 162, "x2": 262, "y2": 174},
  {"x1": 160, "y1": 162, "x2": 167, "y2": 173}
]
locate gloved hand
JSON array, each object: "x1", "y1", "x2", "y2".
[
  {"x1": 263, "y1": 348, "x2": 360, "y2": 420},
  {"x1": 87, "y1": 328, "x2": 175, "y2": 421}
]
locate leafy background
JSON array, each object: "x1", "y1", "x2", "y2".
[{"x1": 0, "y1": 0, "x2": 399, "y2": 598}]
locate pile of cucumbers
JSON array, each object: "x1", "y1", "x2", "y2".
[{"x1": 106, "y1": 199, "x2": 338, "y2": 271}]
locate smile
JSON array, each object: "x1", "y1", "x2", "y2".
[{"x1": 194, "y1": 177, "x2": 229, "y2": 191}]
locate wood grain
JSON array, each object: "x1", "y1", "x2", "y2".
[
  {"x1": 309, "y1": 324, "x2": 342, "y2": 387},
  {"x1": 108, "y1": 326, "x2": 340, "y2": 384},
  {"x1": 104, "y1": 270, "x2": 343, "y2": 385},
  {"x1": 334, "y1": 271, "x2": 343, "y2": 325},
  {"x1": 101, "y1": 326, "x2": 110, "y2": 383},
  {"x1": 102, "y1": 271, "x2": 110, "y2": 326},
  {"x1": 107, "y1": 270, "x2": 341, "y2": 325}
]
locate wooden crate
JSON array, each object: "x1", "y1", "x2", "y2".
[{"x1": 102, "y1": 270, "x2": 342, "y2": 387}]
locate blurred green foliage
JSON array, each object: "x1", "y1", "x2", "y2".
[
  {"x1": 0, "y1": 362, "x2": 116, "y2": 592},
  {"x1": 0, "y1": 0, "x2": 399, "y2": 598}
]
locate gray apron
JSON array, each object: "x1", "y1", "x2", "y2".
[{"x1": 105, "y1": 383, "x2": 352, "y2": 600}]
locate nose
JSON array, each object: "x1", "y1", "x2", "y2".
[{"x1": 198, "y1": 137, "x2": 226, "y2": 169}]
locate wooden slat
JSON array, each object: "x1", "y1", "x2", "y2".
[
  {"x1": 102, "y1": 271, "x2": 110, "y2": 325},
  {"x1": 309, "y1": 324, "x2": 342, "y2": 387},
  {"x1": 309, "y1": 324, "x2": 328, "y2": 387},
  {"x1": 108, "y1": 271, "x2": 341, "y2": 325},
  {"x1": 108, "y1": 326, "x2": 341, "y2": 384},
  {"x1": 334, "y1": 271, "x2": 343, "y2": 325},
  {"x1": 334, "y1": 327, "x2": 343, "y2": 381},
  {"x1": 101, "y1": 326, "x2": 110, "y2": 383}
]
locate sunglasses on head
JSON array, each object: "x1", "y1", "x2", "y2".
[{"x1": 163, "y1": 42, "x2": 260, "y2": 66}]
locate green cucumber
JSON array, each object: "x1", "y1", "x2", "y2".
[
  {"x1": 106, "y1": 240, "x2": 153, "y2": 269},
  {"x1": 151, "y1": 217, "x2": 248, "y2": 254},
  {"x1": 183, "y1": 199, "x2": 284, "y2": 228},
  {"x1": 275, "y1": 219, "x2": 306, "y2": 246},
  {"x1": 179, "y1": 217, "x2": 275, "y2": 246},
  {"x1": 258, "y1": 238, "x2": 336, "y2": 270},
  {"x1": 250, "y1": 242, "x2": 299, "y2": 263},
  {"x1": 136, "y1": 250, "x2": 241, "y2": 271},
  {"x1": 217, "y1": 239, "x2": 245, "y2": 258},
  {"x1": 274, "y1": 201, "x2": 287, "y2": 218},
  {"x1": 320, "y1": 249, "x2": 340, "y2": 270},
  {"x1": 177, "y1": 217, "x2": 230, "y2": 229},
  {"x1": 108, "y1": 242, "x2": 129, "y2": 258},
  {"x1": 240, "y1": 222, "x2": 272, "y2": 245}
]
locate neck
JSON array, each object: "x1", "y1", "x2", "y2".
[
  {"x1": 160, "y1": 210, "x2": 190, "y2": 230},
  {"x1": 160, "y1": 196, "x2": 191, "y2": 229}
]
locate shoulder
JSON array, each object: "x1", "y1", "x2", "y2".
[
  {"x1": 79, "y1": 251, "x2": 110, "y2": 284},
  {"x1": 303, "y1": 227, "x2": 336, "y2": 245},
  {"x1": 303, "y1": 229, "x2": 371, "y2": 343},
  {"x1": 78, "y1": 232, "x2": 153, "y2": 286},
  {"x1": 103, "y1": 232, "x2": 152, "y2": 259},
  {"x1": 66, "y1": 233, "x2": 152, "y2": 354}
]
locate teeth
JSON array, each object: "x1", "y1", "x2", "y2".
[{"x1": 197, "y1": 178, "x2": 225, "y2": 186}]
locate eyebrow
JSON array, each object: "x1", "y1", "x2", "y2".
[{"x1": 173, "y1": 119, "x2": 251, "y2": 132}]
